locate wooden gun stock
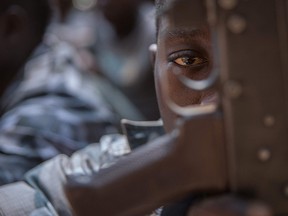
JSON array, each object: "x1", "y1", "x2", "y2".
[{"x1": 65, "y1": 110, "x2": 226, "y2": 216}]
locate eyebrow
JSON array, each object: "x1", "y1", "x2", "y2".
[{"x1": 160, "y1": 28, "x2": 209, "y2": 42}]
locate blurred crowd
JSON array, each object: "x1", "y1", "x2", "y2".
[{"x1": 0, "y1": 0, "x2": 159, "y2": 185}]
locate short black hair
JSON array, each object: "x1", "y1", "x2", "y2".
[{"x1": 155, "y1": 0, "x2": 167, "y2": 36}]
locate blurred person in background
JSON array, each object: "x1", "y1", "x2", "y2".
[
  {"x1": 0, "y1": 0, "x2": 52, "y2": 185},
  {"x1": 55, "y1": 0, "x2": 160, "y2": 120},
  {"x1": 94, "y1": 0, "x2": 160, "y2": 120},
  {"x1": 0, "y1": 0, "x2": 120, "y2": 185}
]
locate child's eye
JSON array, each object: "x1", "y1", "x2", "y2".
[
  {"x1": 168, "y1": 50, "x2": 208, "y2": 68},
  {"x1": 174, "y1": 56, "x2": 207, "y2": 67}
]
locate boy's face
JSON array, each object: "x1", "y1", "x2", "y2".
[{"x1": 154, "y1": 5, "x2": 216, "y2": 132}]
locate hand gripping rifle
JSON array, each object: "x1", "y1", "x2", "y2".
[{"x1": 65, "y1": 0, "x2": 288, "y2": 215}]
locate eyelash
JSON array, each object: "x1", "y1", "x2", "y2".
[{"x1": 168, "y1": 50, "x2": 208, "y2": 69}]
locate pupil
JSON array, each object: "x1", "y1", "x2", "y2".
[{"x1": 183, "y1": 57, "x2": 195, "y2": 65}]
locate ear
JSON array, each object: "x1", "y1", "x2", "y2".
[
  {"x1": 0, "y1": 5, "x2": 28, "y2": 40},
  {"x1": 149, "y1": 43, "x2": 157, "y2": 66}
]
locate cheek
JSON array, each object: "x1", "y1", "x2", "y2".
[
  {"x1": 155, "y1": 60, "x2": 176, "y2": 132},
  {"x1": 154, "y1": 59, "x2": 203, "y2": 132},
  {"x1": 167, "y1": 66, "x2": 203, "y2": 107},
  {"x1": 169, "y1": 78, "x2": 201, "y2": 106}
]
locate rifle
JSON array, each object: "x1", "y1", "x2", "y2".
[{"x1": 65, "y1": 0, "x2": 288, "y2": 215}]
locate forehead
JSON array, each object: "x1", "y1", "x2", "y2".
[
  {"x1": 158, "y1": 16, "x2": 210, "y2": 48},
  {"x1": 157, "y1": 0, "x2": 210, "y2": 43}
]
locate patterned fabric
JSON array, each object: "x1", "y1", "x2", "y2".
[
  {"x1": 0, "y1": 38, "x2": 120, "y2": 185},
  {"x1": 0, "y1": 120, "x2": 164, "y2": 216}
]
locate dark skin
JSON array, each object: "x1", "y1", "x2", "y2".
[
  {"x1": 153, "y1": 6, "x2": 272, "y2": 216},
  {"x1": 154, "y1": 14, "x2": 215, "y2": 132}
]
